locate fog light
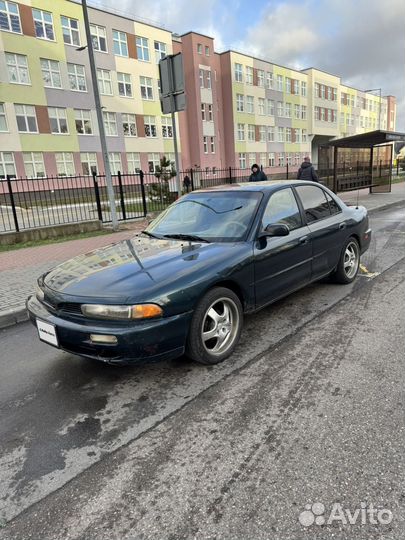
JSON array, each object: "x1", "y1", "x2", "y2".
[{"x1": 90, "y1": 334, "x2": 118, "y2": 344}]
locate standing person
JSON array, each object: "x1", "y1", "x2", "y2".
[
  {"x1": 297, "y1": 156, "x2": 319, "y2": 182},
  {"x1": 249, "y1": 163, "x2": 268, "y2": 182}
]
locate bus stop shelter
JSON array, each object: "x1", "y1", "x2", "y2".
[{"x1": 326, "y1": 130, "x2": 405, "y2": 193}]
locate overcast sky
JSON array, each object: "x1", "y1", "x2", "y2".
[{"x1": 92, "y1": 0, "x2": 405, "y2": 129}]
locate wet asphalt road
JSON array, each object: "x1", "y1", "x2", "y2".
[{"x1": 0, "y1": 203, "x2": 404, "y2": 539}]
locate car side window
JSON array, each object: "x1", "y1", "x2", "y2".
[
  {"x1": 325, "y1": 192, "x2": 341, "y2": 215},
  {"x1": 262, "y1": 188, "x2": 302, "y2": 231},
  {"x1": 295, "y1": 185, "x2": 331, "y2": 223}
]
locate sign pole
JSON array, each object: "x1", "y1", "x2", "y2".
[{"x1": 167, "y1": 56, "x2": 181, "y2": 198}]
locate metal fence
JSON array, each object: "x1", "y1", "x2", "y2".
[
  {"x1": 0, "y1": 164, "x2": 298, "y2": 233},
  {"x1": 1, "y1": 160, "x2": 403, "y2": 233}
]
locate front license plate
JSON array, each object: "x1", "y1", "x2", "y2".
[{"x1": 37, "y1": 319, "x2": 59, "y2": 347}]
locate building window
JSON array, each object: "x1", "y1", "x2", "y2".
[
  {"x1": 68, "y1": 63, "x2": 87, "y2": 92},
  {"x1": 154, "y1": 41, "x2": 166, "y2": 63},
  {"x1": 285, "y1": 77, "x2": 291, "y2": 93},
  {"x1": 234, "y1": 63, "x2": 243, "y2": 82},
  {"x1": 15, "y1": 104, "x2": 37, "y2": 133},
  {"x1": 136, "y1": 36, "x2": 149, "y2": 61},
  {"x1": 0, "y1": 152, "x2": 16, "y2": 178},
  {"x1": 302, "y1": 129, "x2": 307, "y2": 142},
  {"x1": 74, "y1": 109, "x2": 92, "y2": 134},
  {"x1": 122, "y1": 113, "x2": 137, "y2": 136},
  {"x1": 327, "y1": 109, "x2": 332, "y2": 122},
  {"x1": 327, "y1": 87, "x2": 332, "y2": 100},
  {"x1": 236, "y1": 94, "x2": 244, "y2": 112},
  {"x1": 246, "y1": 66, "x2": 253, "y2": 85},
  {"x1": 285, "y1": 127, "x2": 291, "y2": 142},
  {"x1": 113, "y1": 30, "x2": 128, "y2": 56},
  {"x1": 199, "y1": 69, "x2": 204, "y2": 88},
  {"x1": 279, "y1": 153, "x2": 285, "y2": 167},
  {"x1": 246, "y1": 96, "x2": 254, "y2": 113},
  {"x1": 56, "y1": 152, "x2": 74, "y2": 176},
  {"x1": 210, "y1": 136, "x2": 215, "y2": 153},
  {"x1": 301, "y1": 105, "x2": 307, "y2": 120},
  {"x1": 266, "y1": 99, "x2": 275, "y2": 116},
  {"x1": 97, "y1": 68, "x2": 112, "y2": 95},
  {"x1": 117, "y1": 72, "x2": 132, "y2": 97},
  {"x1": 237, "y1": 123, "x2": 245, "y2": 141},
  {"x1": 0, "y1": 103, "x2": 8, "y2": 132},
  {"x1": 203, "y1": 136, "x2": 208, "y2": 153},
  {"x1": 6, "y1": 52, "x2": 30, "y2": 84},
  {"x1": 23, "y1": 152, "x2": 45, "y2": 177},
  {"x1": 61, "y1": 16, "x2": 80, "y2": 46},
  {"x1": 48, "y1": 107, "x2": 68, "y2": 134},
  {"x1": 32, "y1": 8, "x2": 54, "y2": 40},
  {"x1": 0, "y1": 1, "x2": 21, "y2": 33},
  {"x1": 321, "y1": 85, "x2": 326, "y2": 99},
  {"x1": 201, "y1": 103, "x2": 206, "y2": 121},
  {"x1": 208, "y1": 104, "x2": 213, "y2": 121},
  {"x1": 267, "y1": 126, "x2": 274, "y2": 142},
  {"x1": 266, "y1": 72, "x2": 273, "y2": 89},
  {"x1": 148, "y1": 153, "x2": 160, "y2": 173},
  {"x1": 320, "y1": 108, "x2": 325, "y2": 121},
  {"x1": 81, "y1": 152, "x2": 97, "y2": 175},
  {"x1": 90, "y1": 24, "x2": 107, "y2": 52},
  {"x1": 248, "y1": 153, "x2": 256, "y2": 167},
  {"x1": 103, "y1": 111, "x2": 117, "y2": 136},
  {"x1": 161, "y1": 116, "x2": 173, "y2": 138},
  {"x1": 277, "y1": 74, "x2": 283, "y2": 91},
  {"x1": 268, "y1": 153, "x2": 275, "y2": 167},
  {"x1": 247, "y1": 124, "x2": 255, "y2": 142},
  {"x1": 108, "y1": 152, "x2": 121, "y2": 174},
  {"x1": 239, "y1": 153, "x2": 246, "y2": 169},
  {"x1": 259, "y1": 126, "x2": 266, "y2": 142},
  {"x1": 257, "y1": 69, "x2": 264, "y2": 87},
  {"x1": 285, "y1": 102, "x2": 291, "y2": 118},
  {"x1": 258, "y1": 98, "x2": 265, "y2": 115},
  {"x1": 197, "y1": 43, "x2": 202, "y2": 54},
  {"x1": 277, "y1": 126, "x2": 284, "y2": 142},
  {"x1": 301, "y1": 81, "x2": 307, "y2": 97},
  {"x1": 144, "y1": 115, "x2": 156, "y2": 137},
  {"x1": 294, "y1": 103, "x2": 300, "y2": 119},
  {"x1": 140, "y1": 76, "x2": 153, "y2": 100},
  {"x1": 277, "y1": 101, "x2": 284, "y2": 117},
  {"x1": 295, "y1": 128, "x2": 301, "y2": 143},
  {"x1": 206, "y1": 71, "x2": 212, "y2": 89},
  {"x1": 333, "y1": 88, "x2": 337, "y2": 101},
  {"x1": 315, "y1": 83, "x2": 320, "y2": 96},
  {"x1": 40, "y1": 58, "x2": 61, "y2": 88},
  {"x1": 205, "y1": 45, "x2": 210, "y2": 56},
  {"x1": 127, "y1": 152, "x2": 141, "y2": 173},
  {"x1": 293, "y1": 80, "x2": 299, "y2": 94}
]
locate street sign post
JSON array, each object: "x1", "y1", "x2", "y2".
[{"x1": 159, "y1": 54, "x2": 186, "y2": 197}]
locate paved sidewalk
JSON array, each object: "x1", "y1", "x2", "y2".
[{"x1": 0, "y1": 183, "x2": 404, "y2": 329}]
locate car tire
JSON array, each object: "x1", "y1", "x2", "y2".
[
  {"x1": 186, "y1": 287, "x2": 243, "y2": 365},
  {"x1": 331, "y1": 237, "x2": 360, "y2": 284}
]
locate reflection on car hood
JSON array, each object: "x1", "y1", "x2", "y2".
[{"x1": 43, "y1": 236, "x2": 238, "y2": 302}]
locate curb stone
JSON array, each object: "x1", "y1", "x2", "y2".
[{"x1": 0, "y1": 198, "x2": 404, "y2": 330}]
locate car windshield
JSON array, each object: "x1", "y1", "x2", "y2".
[{"x1": 146, "y1": 191, "x2": 262, "y2": 242}]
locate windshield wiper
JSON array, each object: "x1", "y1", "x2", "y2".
[
  {"x1": 140, "y1": 230, "x2": 163, "y2": 239},
  {"x1": 163, "y1": 233, "x2": 210, "y2": 243}
]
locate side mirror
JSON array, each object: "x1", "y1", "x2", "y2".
[{"x1": 260, "y1": 223, "x2": 290, "y2": 237}]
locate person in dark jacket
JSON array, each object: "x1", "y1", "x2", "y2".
[
  {"x1": 249, "y1": 163, "x2": 267, "y2": 182},
  {"x1": 297, "y1": 156, "x2": 319, "y2": 182}
]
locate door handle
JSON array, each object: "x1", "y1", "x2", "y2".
[
  {"x1": 299, "y1": 236, "x2": 309, "y2": 244},
  {"x1": 339, "y1": 223, "x2": 347, "y2": 230}
]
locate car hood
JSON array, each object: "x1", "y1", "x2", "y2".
[{"x1": 43, "y1": 236, "x2": 243, "y2": 303}]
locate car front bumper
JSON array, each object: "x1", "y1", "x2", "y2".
[{"x1": 27, "y1": 295, "x2": 192, "y2": 365}]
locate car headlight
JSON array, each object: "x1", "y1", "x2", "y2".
[
  {"x1": 36, "y1": 285, "x2": 45, "y2": 302},
  {"x1": 81, "y1": 304, "x2": 163, "y2": 320}
]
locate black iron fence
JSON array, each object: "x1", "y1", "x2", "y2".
[{"x1": 1, "y1": 160, "x2": 403, "y2": 234}]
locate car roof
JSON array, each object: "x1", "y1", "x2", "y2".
[{"x1": 194, "y1": 180, "x2": 321, "y2": 193}]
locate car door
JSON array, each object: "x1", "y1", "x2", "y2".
[
  {"x1": 254, "y1": 187, "x2": 312, "y2": 308},
  {"x1": 294, "y1": 184, "x2": 347, "y2": 279}
]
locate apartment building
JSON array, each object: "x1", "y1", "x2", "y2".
[
  {"x1": 0, "y1": 0, "x2": 397, "y2": 179},
  {"x1": 0, "y1": 0, "x2": 177, "y2": 178}
]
